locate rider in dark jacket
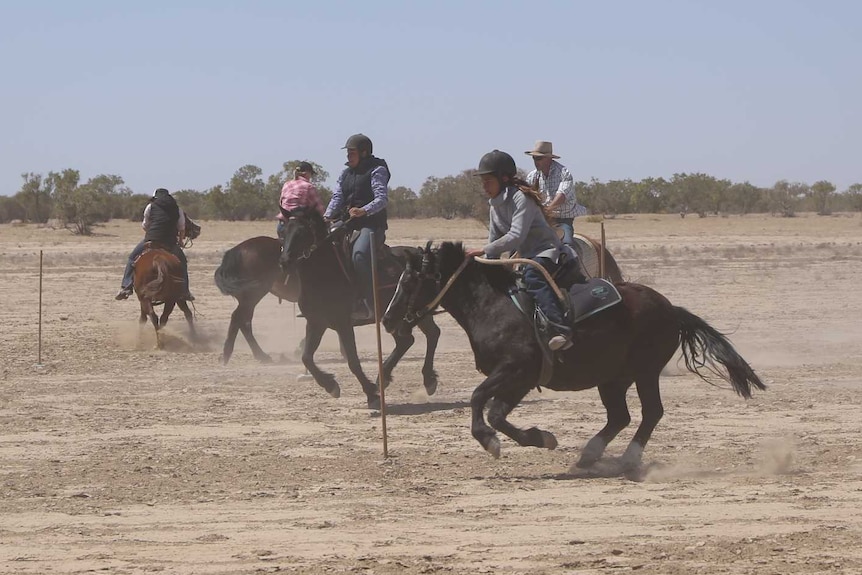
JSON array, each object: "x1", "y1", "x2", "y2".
[
  {"x1": 115, "y1": 188, "x2": 193, "y2": 301},
  {"x1": 323, "y1": 134, "x2": 390, "y2": 321}
]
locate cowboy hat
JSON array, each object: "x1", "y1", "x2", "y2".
[{"x1": 525, "y1": 140, "x2": 560, "y2": 159}]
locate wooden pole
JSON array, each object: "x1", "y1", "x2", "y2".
[
  {"x1": 38, "y1": 250, "x2": 43, "y2": 366},
  {"x1": 599, "y1": 222, "x2": 607, "y2": 280},
  {"x1": 369, "y1": 232, "x2": 389, "y2": 458}
]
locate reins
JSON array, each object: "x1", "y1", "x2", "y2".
[{"x1": 404, "y1": 253, "x2": 566, "y2": 322}]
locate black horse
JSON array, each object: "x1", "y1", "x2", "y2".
[
  {"x1": 382, "y1": 242, "x2": 765, "y2": 472},
  {"x1": 279, "y1": 211, "x2": 442, "y2": 409}
]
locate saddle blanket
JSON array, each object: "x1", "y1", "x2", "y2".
[{"x1": 567, "y1": 278, "x2": 622, "y2": 324}]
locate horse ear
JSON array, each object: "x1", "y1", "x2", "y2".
[{"x1": 424, "y1": 240, "x2": 433, "y2": 253}]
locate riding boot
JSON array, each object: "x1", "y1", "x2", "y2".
[{"x1": 548, "y1": 323, "x2": 573, "y2": 351}]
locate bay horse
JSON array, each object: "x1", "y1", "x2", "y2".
[
  {"x1": 134, "y1": 245, "x2": 196, "y2": 349},
  {"x1": 279, "y1": 210, "x2": 444, "y2": 410},
  {"x1": 214, "y1": 236, "x2": 298, "y2": 363},
  {"x1": 382, "y1": 242, "x2": 765, "y2": 473}
]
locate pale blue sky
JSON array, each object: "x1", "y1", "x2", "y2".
[{"x1": 1, "y1": 1, "x2": 859, "y2": 196}]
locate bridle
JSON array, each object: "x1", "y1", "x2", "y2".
[{"x1": 400, "y1": 250, "x2": 472, "y2": 325}]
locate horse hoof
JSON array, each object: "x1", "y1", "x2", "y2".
[
  {"x1": 327, "y1": 383, "x2": 341, "y2": 399},
  {"x1": 367, "y1": 396, "x2": 381, "y2": 410},
  {"x1": 540, "y1": 431, "x2": 558, "y2": 450},
  {"x1": 423, "y1": 376, "x2": 438, "y2": 396},
  {"x1": 296, "y1": 373, "x2": 314, "y2": 382},
  {"x1": 220, "y1": 354, "x2": 230, "y2": 365},
  {"x1": 256, "y1": 354, "x2": 273, "y2": 364},
  {"x1": 484, "y1": 437, "x2": 501, "y2": 459}
]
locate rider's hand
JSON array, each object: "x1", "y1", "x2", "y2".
[
  {"x1": 465, "y1": 248, "x2": 485, "y2": 258},
  {"x1": 348, "y1": 207, "x2": 367, "y2": 219}
]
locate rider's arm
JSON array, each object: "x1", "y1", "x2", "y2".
[
  {"x1": 359, "y1": 165, "x2": 390, "y2": 215},
  {"x1": 483, "y1": 192, "x2": 535, "y2": 258},
  {"x1": 141, "y1": 204, "x2": 152, "y2": 231},
  {"x1": 324, "y1": 172, "x2": 344, "y2": 220},
  {"x1": 547, "y1": 167, "x2": 574, "y2": 211}
]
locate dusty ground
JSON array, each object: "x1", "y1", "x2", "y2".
[{"x1": 1, "y1": 213, "x2": 862, "y2": 574}]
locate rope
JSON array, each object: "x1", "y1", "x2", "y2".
[{"x1": 474, "y1": 256, "x2": 566, "y2": 301}]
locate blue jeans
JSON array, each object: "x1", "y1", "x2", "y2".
[
  {"x1": 553, "y1": 218, "x2": 574, "y2": 246},
  {"x1": 524, "y1": 256, "x2": 567, "y2": 329},
  {"x1": 276, "y1": 219, "x2": 285, "y2": 239},
  {"x1": 352, "y1": 227, "x2": 385, "y2": 301},
  {"x1": 122, "y1": 240, "x2": 189, "y2": 292}
]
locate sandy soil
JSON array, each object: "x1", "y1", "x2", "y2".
[{"x1": 1, "y1": 213, "x2": 862, "y2": 574}]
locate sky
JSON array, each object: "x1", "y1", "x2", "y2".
[{"x1": 1, "y1": 0, "x2": 860, "y2": 197}]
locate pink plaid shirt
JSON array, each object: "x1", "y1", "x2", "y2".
[{"x1": 277, "y1": 176, "x2": 324, "y2": 219}]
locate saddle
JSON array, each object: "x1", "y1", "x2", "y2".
[{"x1": 508, "y1": 265, "x2": 623, "y2": 387}]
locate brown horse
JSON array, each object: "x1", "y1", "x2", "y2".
[
  {"x1": 213, "y1": 236, "x2": 299, "y2": 363},
  {"x1": 134, "y1": 245, "x2": 196, "y2": 349}
]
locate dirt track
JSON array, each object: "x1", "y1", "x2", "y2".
[{"x1": 2, "y1": 214, "x2": 862, "y2": 574}]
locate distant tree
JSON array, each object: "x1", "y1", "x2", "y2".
[
  {"x1": 387, "y1": 186, "x2": 418, "y2": 218},
  {"x1": 768, "y1": 180, "x2": 807, "y2": 217},
  {"x1": 15, "y1": 172, "x2": 54, "y2": 223},
  {"x1": 51, "y1": 172, "x2": 126, "y2": 235},
  {"x1": 727, "y1": 181, "x2": 765, "y2": 214},
  {"x1": 0, "y1": 196, "x2": 26, "y2": 223},
  {"x1": 808, "y1": 180, "x2": 835, "y2": 215},
  {"x1": 172, "y1": 189, "x2": 209, "y2": 219},
  {"x1": 844, "y1": 183, "x2": 862, "y2": 212},
  {"x1": 416, "y1": 170, "x2": 484, "y2": 221}
]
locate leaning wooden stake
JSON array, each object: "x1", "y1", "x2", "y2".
[
  {"x1": 599, "y1": 221, "x2": 607, "y2": 280},
  {"x1": 369, "y1": 232, "x2": 389, "y2": 458},
  {"x1": 38, "y1": 250, "x2": 43, "y2": 366}
]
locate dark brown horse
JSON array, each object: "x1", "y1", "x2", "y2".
[
  {"x1": 134, "y1": 245, "x2": 196, "y2": 349},
  {"x1": 214, "y1": 236, "x2": 298, "y2": 363},
  {"x1": 382, "y1": 242, "x2": 765, "y2": 475}
]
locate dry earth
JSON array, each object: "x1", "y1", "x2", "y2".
[{"x1": 1, "y1": 214, "x2": 862, "y2": 574}]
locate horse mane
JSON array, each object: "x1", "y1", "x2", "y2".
[{"x1": 435, "y1": 241, "x2": 517, "y2": 294}]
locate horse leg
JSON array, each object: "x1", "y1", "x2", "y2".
[
  {"x1": 576, "y1": 380, "x2": 634, "y2": 469},
  {"x1": 301, "y1": 321, "x2": 341, "y2": 399},
  {"x1": 160, "y1": 301, "x2": 175, "y2": 329},
  {"x1": 335, "y1": 325, "x2": 380, "y2": 410},
  {"x1": 487, "y1": 387, "x2": 558, "y2": 450},
  {"x1": 177, "y1": 300, "x2": 196, "y2": 342},
  {"x1": 146, "y1": 301, "x2": 161, "y2": 349},
  {"x1": 222, "y1": 292, "x2": 269, "y2": 364},
  {"x1": 470, "y1": 369, "x2": 514, "y2": 459},
  {"x1": 620, "y1": 372, "x2": 664, "y2": 473},
  {"x1": 416, "y1": 316, "x2": 441, "y2": 395},
  {"x1": 378, "y1": 331, "x2": 414, "y2": 391}
]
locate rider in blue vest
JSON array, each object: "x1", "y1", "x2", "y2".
[
  {"x1": 115, "y1": 188, "x2": 193, "y2": 301},
  {"x1": 323, "y1": 134, "x2": 390, "y2": 321}
]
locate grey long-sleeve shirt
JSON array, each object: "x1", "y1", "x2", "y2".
[{"x1": 483, "y1": 186, "x2": 562, "y2": 260}]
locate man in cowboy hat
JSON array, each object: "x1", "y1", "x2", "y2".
[{"x1": 525, "y1": 140, "x2": 579, "y2": 247}]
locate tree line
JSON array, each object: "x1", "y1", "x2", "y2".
[{"x1": 2, "y1": 160, "x2": 861, "y2": 234}]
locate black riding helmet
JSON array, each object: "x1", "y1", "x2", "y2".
[
  {"x1": 342, "y1": 133, "x2": 373, "y2": 155},
  {"x1": 475, "y1": 150, "x2": 517, "y2": 179}
]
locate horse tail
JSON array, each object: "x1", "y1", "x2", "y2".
[
  {"x1": 674, "y1": 306, "x2": 766, "y2": 398},
  {"x1": 214, "y1": 244, "x2": 264, "y2": 296},
  {"x1": 140, "y1": 258, "x2": 170, "y2": 300}
]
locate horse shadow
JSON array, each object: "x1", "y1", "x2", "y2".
[{"x1": 377, "y1": 401, "x2": 471, "y2": 416}]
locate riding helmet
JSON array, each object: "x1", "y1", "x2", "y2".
[
  {"x1": 475, "y1": 150, "x2": 517, "y2": 178},
  {"x1": 342, "y1": 133, "x2": 373, "y2": 154}
]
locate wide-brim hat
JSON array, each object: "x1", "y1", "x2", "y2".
[{"x1": 525, "y1": 140, "x2": 560, "y2": 159}]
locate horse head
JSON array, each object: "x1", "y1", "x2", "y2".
[
  {"x1": 279, "y1": 208, "x2": 327, "y2": 274},
  {"x1": 383, "y1": 241, "x2": 468, "y2": 335}
]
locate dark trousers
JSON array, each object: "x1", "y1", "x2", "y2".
[
  {"x1": 524, "y1": 256, "x2": 567, "y2": 329},
  {"x1": 121, "y1": 240, "x2": 189, "y2": 292}
]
